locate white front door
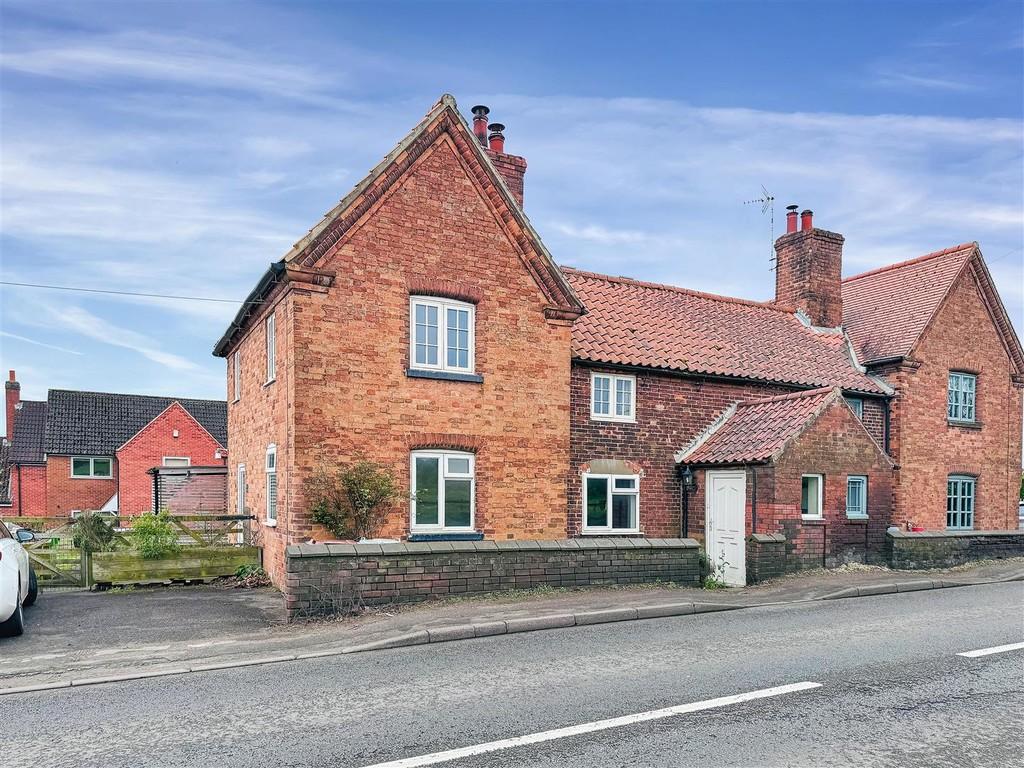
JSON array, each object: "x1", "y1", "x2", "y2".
[{"x1": 705, "y1": 470, "x2": 747, "y2": 587}]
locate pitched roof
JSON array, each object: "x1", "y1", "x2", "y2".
[
  {"x1": 677, "y1": 388, "x2": 838, "y2": 465},
  {"x1": 0, "y1": 440, "x2": 10, "y2": 506},
  {"x1": 562, "y1": 268, "x2": 887, "y2": 395},
  {"x1": 44, "y1": 390, "x2": 227, "y2": 456},
  {"x1": 10, "y1": 400, "x2": 47, "y2": 464},
  {"x1": 842, "y1": 243, "x2": 975, "y2": 365},
  {"x1": 214, "y1": 94, "x2": 583, "y2": 357}
]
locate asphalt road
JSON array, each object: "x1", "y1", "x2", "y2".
[{"x1": 3, "y1": 582, "x2": 1022, "y2": 768}]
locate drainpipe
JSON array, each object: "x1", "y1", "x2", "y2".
[
  {"x1": 17, "y1": 464, "x2": 22, "y2": 516},
  {"x1": 750, "y1": 465, "x2": 758, "y2": 534},
  {"x1": 883, "y1": 400, "x2": 891, "y2": 454},
  {"x1": 680, "y1": 481, "x2": 690, "y2": 539}
]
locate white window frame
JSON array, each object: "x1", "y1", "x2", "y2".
[
  {"x1": 801, "y1": 474, "x2": 824, "y2": 520},
  {"x1": 582, "y1": 473, "x2": 641, "y2": 534},
  {"x1": 408, "y1": 296, "x2": 475, "y2": 374},
  {"x1": 265, "y1": 314, "x2": 276, "y2": 384},
  {"x1": 232, "y1": 349, "x2": 241, "y2": 402},
  {"x1": 846, "y1": 475, "x2": 867, "y2": 519},
  {"x1": 410, "y1": 450, "x2": 475, "y2": 531},
  {"x1": 161, "y1": 457, "x2": 191, "y2": 467},
  {"x1": 70, "y1": 456, "x2": 113, "y2": 479},
  {"x1": 237, "y1": 464, "x2": 246, "y2": 516},
  {"x1": 590, "y1": 372, "x2": 636, "y2": 423},
  {"x1": 845, "y1": 397, "x2": 864, "y2": 420},
  {"x1": 265, "y1": 444, "x2": 278, "y2": 526},
  {"x1": 946, "y1": 475, "x2": 975, "y2": 530},
  {"x1": 947, "y1": 372, "x2": 976, "y2": 423}
]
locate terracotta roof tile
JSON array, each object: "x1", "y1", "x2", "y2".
[
  {"x1": 563, "y1": 268, "x2": 886, "y2": 395},
  {"x1": 679, "y1": 388, "x2": 837, "y2": 465},
  {"x1": 842, "y1": 243, "x2": 975, "y2": 365}
]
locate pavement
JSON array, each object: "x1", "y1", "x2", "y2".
[
  {"x1": 1, "y1": 580, "x2": 1021, "y2": 767},
  {"x1": 1, "y1": 558, "x2": 1021, "y2": 694}
]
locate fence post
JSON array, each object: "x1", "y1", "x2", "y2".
[{"x1": 81, "y1": 548, "x2": 93, "y2": 588}]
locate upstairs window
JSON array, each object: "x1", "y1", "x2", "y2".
[
  {"x1": 265, "y1": 444, "x2": 278, "y2": 525},
  {"x1": 947, "y1": 475, "x2": 975, "y2": 530},
  {"x1": 71, "y1": 457, "x2": 113, "y2": 479},
  {"x1": 845, "y1": 397, "x2": 864, "y2": 420},
  {"x1": 584, "y1": 474, "x2": 640, "y2": 533},
  {"x1": 591, "y1": 372, "x2": 635, "y2": 422},
  {"x1": 411, "y1": 450, "x2": 474, "y2": 530},
  {"x1": 232, "y1": 350, "x2": 241, "y2": 402},
  {"x1": 409, "y1": 297, "x2": 474, "y2": 374},
  {"x1": 265, "y1": 314, "x2": 276, "y2": 384},
  {"x1": 947, "y1": 372, "x2": 976, "y2": 423},
  {"x1": 846, "y1": 476, "x2": 867, "y2": 518}
]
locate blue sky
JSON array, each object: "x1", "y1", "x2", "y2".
[{"x1": 1, "y1": 0, "x2": 1022, "y2": 425}]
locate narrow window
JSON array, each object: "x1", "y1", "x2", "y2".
[
  {"x1": 265, "y1": 314, "x2": 276, "y2": 384},
  {"x1": 582, "y1": 473, "x2": 640, "y2": 533},
  {"x1": 845, "y1": 397, "x2": 864, "y2": 420},
  {"x1": 947, "y1": 372, "x2": 976, "y2": 423},
  {"x1": 590, "y1": 372, "x2": 636, "y2": 422},
  {"x1": 410, "y1": 450, "x2": 474, "y2": 530},
  {"x1": 846, "y1": 476, "x2": 867, "y2": 518},
  {"x1": 409, "y1": 297, "x2": 474, "y2": 374},
  {"x1": 71, "y1": 457, "x2": 113, "y2": 479},
  {"x1": 162, "y1": 457, "x2": 191, "y2": 467},
  {"x1": 265, "y1": 444, "x2": 277, "y2": 525},
  {"x1": 801, "y1": 475, "x2": 823, "y2": 519},
  {"x1": 232, "y1": 350, "x2": 241, "y2": 402},
  {"x1": 237, "y1": 464, "x2": 246, "y2": 516},
  {"x1": 946, "y1": 475, "x2": 975, "y2": 530}
]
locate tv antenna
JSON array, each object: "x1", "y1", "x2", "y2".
[{"x1": 744, "y1": 185, "x2": 776, "y2": 268}]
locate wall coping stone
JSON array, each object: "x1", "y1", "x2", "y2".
[
  {"x1": 285, "y1": 537, "x2": 700, "y2": 559},
  {"x1": 750, "y1": 533, "x2": 786, "y2": 543},
  {"x1": 887, "y1": 529, "x2": 1024, "y2": 540}
]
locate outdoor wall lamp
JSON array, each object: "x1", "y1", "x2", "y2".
[{"x1": 677, "y1": 464, "x2": 696, "y2": 538}]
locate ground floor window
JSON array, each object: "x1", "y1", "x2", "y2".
[
  {"x1": 801, "y1": 475, "x2": 823, "y2": 519},
  {"x1": 846, "y1": 476, "x2": 867, "y2": 518},
  {"x1": 411, "y1": 450, "x2": 474, "y2": 530},
  {"x1": 947, "y1": 475, "x2": 975, "y2": 530},
  {"x1": 583, "y1": 473, "x2": 639, "y2": 533},
  {"x1": 265, "y1": 445, "x2": 277, "y2": 525}
]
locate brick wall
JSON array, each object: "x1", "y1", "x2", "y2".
[
  {"x1": 750, "y1": 398, "x2": 893, "y2": 570},
  {"x1": 46, "y1": 455, "x2": 117, "y2": 516},
  {"x1": 880, "y1": 270, "x2": 1024, "y2": 531},
  {"x1": 116, "y1": 402, "x2": 226, "y2": 514},
  {"x1": 284, "y1": 538, "x2": 699, "y2": 618},
  {"x1": 886, "y1": 529, "x2": 1024, "y2": 569},
  {"x1": 746, "y1": 533, "x2": 786, "y2": 583},
  {"x1": 8, "y1": 464, "x2": 46, "y2": 516}
]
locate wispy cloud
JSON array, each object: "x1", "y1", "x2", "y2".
[
  {"x1": 872, "y1": 70, "x2": 981, "y2": 92},
  {"x1": 0, "y1": 331, "x2": 84, "y2": 356},
  {"x1": 549, "y1": 222, "x2": 687, "y2": 248}
]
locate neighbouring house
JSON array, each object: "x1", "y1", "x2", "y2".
[
  {"x1": 3, "y1": 372, "x2": 229, "y2": 517},
  {"x1": 216, "y1": 95, "x2": 1024, "y2": 588}
]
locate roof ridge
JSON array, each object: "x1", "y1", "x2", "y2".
[
  {"x1": 842, "y1": 242, "x2": 976, "y2": 284},
  {"x1": 47, "y1": 389, "x2": 225, "y2": 404},
  {"x1": 737, "y1": 386, "x2": 835, "y2": 408},
  {"x1": 560, "y1": 266, "x2": 791, "y2": 314}
]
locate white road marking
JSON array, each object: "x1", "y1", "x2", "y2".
[
  {"x1": 358, "y1": 681, "x2": 822, "y2": 768},
  {"x1": 957, "y1": 641, "x2": 1024, "y2": 658}
]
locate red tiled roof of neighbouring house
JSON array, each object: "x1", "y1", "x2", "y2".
[
  {"x1": 841, "y1": 243, "x2": 977, "y2": 365},
  {"x1": 562, "y1": 268, "x2": 887, "y2": 395},
  {"x1": 677, "y1": 388, "x2": 838, "y2": 465}
]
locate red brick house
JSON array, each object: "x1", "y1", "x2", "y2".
[
  {"x1": 215, "y1": 96, "x2": 1023, "y2": 586},
  {"x1": 2, "y1": 372, "x2": 228, "y2": 517}
]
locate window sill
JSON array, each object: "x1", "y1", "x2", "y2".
[
  {"x1": 263, "y1": 519, "x2": 277, "y2": 528},
  {"x1": 408, "y1": 531, "x2": 484, "y2": 541},
  {"x1": 845, "y1": 515, "x2": 869, "y2": 523},
  {"x1": 580, "y1": 530, "x2": 643, "y2": 537},
  {"x1": 800, "y1": 516, "x2": 825, "y2": 524},
  {"x1": 590, "y1": 416, "x2": 637, "y2": 425},
  {"x1": 407, "y1": 368, "x2": 483, "y2": 384},
  {"x1": 71, "y1": 476, "x2": 113, "y2": 481},
  {"x1": 947, "y1": 419, "x2": 982, "y2": 431}
]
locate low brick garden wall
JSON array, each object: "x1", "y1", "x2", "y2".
[
  {"x1": 746, "y1": 533, "x2": 787, "y2": 584},
  {"x1": 284, "y1": 538, "x2": 699, "y2": 620},
  {"x1": 886, "y1": 529, "x2": 1024, "y2": 570}
]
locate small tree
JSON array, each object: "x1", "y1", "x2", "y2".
[
  {"x1": 131, "y1": 511, "x2": 181, "y2": 559},
  {"x1": 306, "y1": 458, "x2": 403, "y2": 540},
  {"x1": 71, "y1": 511, "x2": 118, "y2": 553}
]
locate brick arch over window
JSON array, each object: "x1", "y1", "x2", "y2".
[
  {"x1": 410, "y1": 434, "x2": 481, "y2": 453},
  {"x1": 407, "y1": 278, "x2": 483, "y2": 305}
]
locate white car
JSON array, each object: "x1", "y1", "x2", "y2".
[{"x1": 1, "y1": 520, "x2": 37, "y2": 637}]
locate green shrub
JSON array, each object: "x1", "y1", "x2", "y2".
[
  {"x1": 71, "y1": 511, "x2": 117, "y2": 553},
  {"x1": 131, "y1": 511, "x2": 181, "y2": 559},
  {"x1": 305, "y1": 457, "x2": 404, "y2": 539}
]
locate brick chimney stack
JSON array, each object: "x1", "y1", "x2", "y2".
[
  {"x1": 6, "y1": 370, "x2": 20, "y2": 442},
  {"x1": 475, "y1": 107, "x2": 527, "y2": 208},
  {"x1": 774, "y1": 208, "x2": 845, "y2": 328}
]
